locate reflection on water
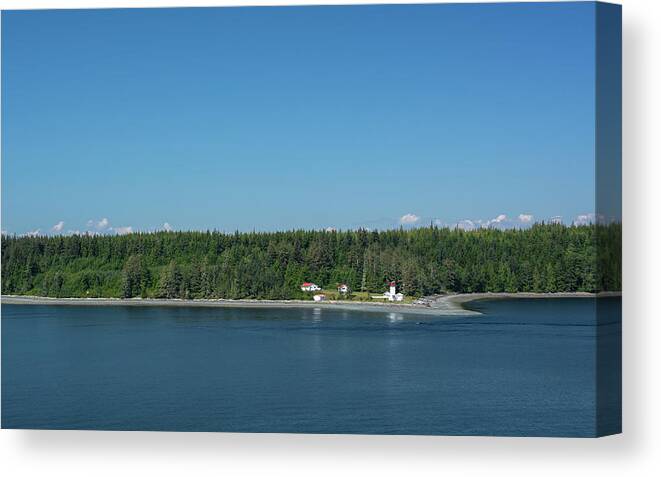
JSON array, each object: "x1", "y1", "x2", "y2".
[
  {"x1": 388, "y1": 312, "x2": 404, "y2": 323},
  {"x1": 312, "y1": 307, "x2": 322, "y2": 323}
]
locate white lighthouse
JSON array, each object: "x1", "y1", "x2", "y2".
[{"x1": 372, "y1": 281, "x2": 404, "y2": 301}]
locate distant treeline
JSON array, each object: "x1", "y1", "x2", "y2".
[{"x1": 1, "y1": 224, "x2": 621, "y2": 300}]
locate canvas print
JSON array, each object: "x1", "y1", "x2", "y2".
[{"x1": 1, "y1": 2, "x2": 621, "y2": 437}]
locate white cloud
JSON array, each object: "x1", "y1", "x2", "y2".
[
  {"x1": 456, "y1": 219, "x2": 476, "y2": 231},
  {"x1": 325, "y1": 226, "x2": 336, "y2": 232},
  {"x1": 484, "y1": 214, "x2": 508, "y2": 227},
  {"x1": 163, "y1": 222, "x2": 173, "y2": 232},
  {"x1": 112, "y1": 226, "x2": 133, "y2": 235},
  {"x1": 433, "y1": 213, "x2": 541, "y2": 231},
  {"x1": 549, "y1": 216, "x2": 563, "y2": 224},
  {"x1": 399, "y1": 213, "x2": 420, "y2": 225},
  {"x1": 51, "y1": 221, "x2": 65, "y2": 233},
  {"x1": 86, "y1": 218, "x2": 111, "y2": 231},
  {"x1": 573, "y1": 213, "x2": 595, "y2": 226},
  {"x1": 22, "y1": 229, "x2": 41, "y2": 237},
  {"x1": 86, "y1": 217, "x2": 126, "y2": 234}
]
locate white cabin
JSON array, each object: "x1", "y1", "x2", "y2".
[
  {"x1": 337, "y1": 284, "x2": 349, "y2": 294},
  {"x1": 301, "y1": 282, "x2": 321, "y2": 292},
  {"x1": 313, "y1": 294, "x2": 326, "y2": 302}
]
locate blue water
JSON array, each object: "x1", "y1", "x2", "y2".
[{"x1": 1, "y1": 298, "x2": 621, "y2": 436}]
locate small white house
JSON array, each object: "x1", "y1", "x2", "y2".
[
  {"x1": 337, "y1": 283, "x2": 349, "y2": 294},
  {"x1": 372, "y1": 281, "x2": 404, "y2": 302},
  {"x1": 313, "y1": 294, "x2": 326, "y2": 302},
  {"x1": 301, "y1": 282, "x2": 321, "y2": 292}
]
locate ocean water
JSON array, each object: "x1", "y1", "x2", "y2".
[{"x1": 1, "y1": 298, "x2": 621, "y2": 436}]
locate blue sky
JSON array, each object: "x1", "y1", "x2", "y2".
[{"x1": 2, "y1": 3, "x2": 598, "y2": 235}]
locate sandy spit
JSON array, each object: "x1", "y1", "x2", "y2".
[
  {"x1": 1, "y1": 294, "x2": 477, "y2": 316},
  {"x1": 1, "y1": 292, "x2": 615, "y2": 317}
]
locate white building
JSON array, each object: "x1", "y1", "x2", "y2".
[
  {"x1": 313, "y1": 294, "x2": 326, "y2": 302},
  {"x1": 301, "y1": 282, "x2": 321, "y2": 292},
  {"x1": 337, "y1": 284, "x2": 349, "y2": 294},
  {"x1": 372, "y1": 281, "x2": 404, "y2": 302}
]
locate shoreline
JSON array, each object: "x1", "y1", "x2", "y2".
[{"x1": 1, "y1": 292, "x2": 617, "y2": 317}]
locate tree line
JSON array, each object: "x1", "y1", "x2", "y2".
[{"x1": 1, "y1": 223, "x2": 621, "y2": 300}]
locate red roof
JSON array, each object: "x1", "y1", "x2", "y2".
[{"x1": 302, "y1": 282, "x2": 314, "y2": 286}]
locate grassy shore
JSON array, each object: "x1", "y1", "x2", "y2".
[{"x1": 2, "y1": 292, "x2": 613, "y2": 317}]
